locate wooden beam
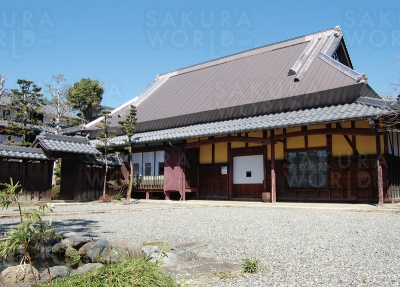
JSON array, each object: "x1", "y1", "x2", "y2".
[
  {"x1": 337, "y1": 123, "x2": 359, "y2": 155},
  {"x1": 274, "y1": 127, "x2": 375, "y2": 140},
  {"x1": 184, "y1": 136, "x2": 271, "y2": 149}
]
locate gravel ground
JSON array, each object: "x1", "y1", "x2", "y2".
[{"x1": 1, "y1": 201, "x2": 400, "y2": 286}]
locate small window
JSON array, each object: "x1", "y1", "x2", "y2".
[
  {"x1": 287, "y1": 150, "x2": 327, "y2": 188},
  {"x1": 246, "y1": 171, "x2": 252, "y2": 178}
]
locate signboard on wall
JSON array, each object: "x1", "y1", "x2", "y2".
[{"x1": 221, "y1": 166, "x2": 227, "y2": 175}]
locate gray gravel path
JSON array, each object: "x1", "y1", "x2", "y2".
[{"x1": 1, "y1": 201, "x2": 400, "y2": 286}]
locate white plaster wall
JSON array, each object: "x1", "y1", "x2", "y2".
[{"x1": 233, "y1": 155, "x2": 264, "y2": 184}]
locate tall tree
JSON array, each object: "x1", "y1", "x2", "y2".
[
  {"x1": 5, "y1": 79, "x2": 44, "y2": 145},
  {"x1": 96, "y1": 110, "x2": 115, "y2": 197},
  {"x1": 118, "y1": 106, "x2": 138, "y2": 199},
  {"x1": 46, "y1": 74, "x2": 74, "y2": 134},
  {"x1": 67, "y1": 78, "x2": 104, "y2": 122}
]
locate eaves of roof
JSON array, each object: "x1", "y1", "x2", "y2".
[
  {"x1": 33, "y1": 132, "x2": 101, "y2": 155},
  {"x1": 89, "y1": 100, "x2": 391, "y2": 146},
  {"x1": 0, "y1": 144, "x2": 54, "y2": 160}
]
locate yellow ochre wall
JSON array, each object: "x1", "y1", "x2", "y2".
[
  {"x1": 195, "y1": 121, "x2": 384, "y2": 163},
  {"x1": 199, "y1": 145, "x2": 212, "y2": 164},
  {"x1": 248, "y1": 130, "x2": 263, "y2": 147},
  {"x1": 215, "y1": 143, "x2": 228, "y2": 163}
]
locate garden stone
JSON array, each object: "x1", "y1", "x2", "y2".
[
  {"x1": 0, "y1": 264, "x2": 39, "y2": 285},
  {"x1": 79, "y1": 241, "x2": 95, "y2": 255},
  {"x1": 70, "y1": 263, "x2": 103, "y2": 276},
  {"x1": 65, "y1": 246, "x2": 80, "y2": 258},
  {"x1": 61, "y1": 237, "x2": 73, "y2": 246},
  {"x1": 86, "y1": 239, "x2": 110, "y2": 261},
  {"x1": 70, "y1": 236, "x2": 91, "y2": 249},
  {"x1": 172, "y1": 247, "x2": 198, "y2": 261},
  {"x1": 142, "y1": 245, "x2": 161, "y2": 258},
  {"x1": 100, "y1": 247, "x2": 129, "y2": 263},
  {"x1": 150, "y1": 252, "x2": 178, "y2": 268},
  {"x1": 61, "y1": 231, "x2": 77, "y2": 238},
  {"x1": 16, "y1": 244, "x2": 25, "y2": 255},
  {"x1": 127, "y1": 242, "x2": 143, "y2": 258},
  {"x1": 110, "y1": 239, "x2": 143, "y2": 258},
  {"x1": 40, "y1": 265, "x2": 70, "y2": 280},
  {"x1": 52, "y1": 242, "x2": 68, "y2": 254}
]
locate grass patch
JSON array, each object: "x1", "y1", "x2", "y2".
[
  {"x1": 39, "y1": 258, "x2": 177, "y2": 287},
  {"x1": 242, "y1": 257, "x2": 260, "y2": 274},
  {"x1": 51, "y1": 185, "x2": 60, "y2": 200}
]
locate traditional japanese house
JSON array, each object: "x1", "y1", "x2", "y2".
[{"x1": 84, "y1": 26, "x2": 400, "y2": 203}]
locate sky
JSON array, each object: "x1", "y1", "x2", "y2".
[{"x1": 1, "y1": 0, "x2": 400, "y2": 108}]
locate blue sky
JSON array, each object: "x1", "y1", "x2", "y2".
[{"x1": 1, "y1": 0, "x2": 400, "y2": 108}]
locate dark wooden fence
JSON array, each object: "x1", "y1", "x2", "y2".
[
  {"x1": 0, "y1": 159, "x2": 53, "y2": 201},
  {"x1": 386, "y1": 154, "x2": 400, "y2": 202},
  {"x1": 60, "y1": 159, "x2": 129, "y2": 201}
]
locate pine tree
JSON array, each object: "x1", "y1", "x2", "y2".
[
  {"x1": 118, "y1": 106, "x2": 138, "y2": 199},
  {"x1": 5, "y1": 79, "x2": 44, "y2": 145}
]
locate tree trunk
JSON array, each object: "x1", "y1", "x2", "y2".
[
  {"x1": 127, "y1": 151, "x2": 133, "y2": 200},
  {"x1": 103, "y1": 148, "x2": 108, "y2": 196}
]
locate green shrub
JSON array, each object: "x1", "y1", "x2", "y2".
[
  {"x1": 51, "y1": 185, "x2": 60, "y2": 200},
  {"x1": 113, "y1": 193, "x2": 123, "y2": 200},
  {"x1": 242, "y1": 257, "x2": 260, "y2": 273},
  {"x1": 39, "y1": 258, "x2": 177, "y2": 287}
]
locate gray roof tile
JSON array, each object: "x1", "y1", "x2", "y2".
[
  {"x1": 88, "y1": 100, "x2": 390, "y2": 146},
  {"x1": 0, "y1": 144, "x2": 54, "y2": 160},
  {"x1": 34, "y1": 132, "x2": 101, "y2": 155}
]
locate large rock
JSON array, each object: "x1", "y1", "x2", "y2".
[
  {"x1": 142, "y1": 245, "x2": 161, "y2": 259},
  {"x1": 65, "y1": 246, "x2": 80, "y2": 258},
  {"x1": 70, "y1": 263, "x2": 103, "y2": 276},
  {"x1": 52, "y1": 242, "x2": 69, "y2": 254},
  {"x1": 79, "y1": 241, "x2": 95, "y2": 255},
  {"x1": 60, "y1": 231, "x2": 77, "y2": 238},
  {"x1": 101, "y1": 248, "x2": 129, "y2": 263},
  {"x1": 150, "y1": 252, "x2": 178, "y2": 268},
  {"x1": 86, "y1": 239, "x2": 110, "y2": 262},
  {"x1": 70, "y1": 236, "x2": 91, "y2": 249},
  {"x1": 172, "y1": 247, "x2": 198, "y2": 261},
  {"x1": 110, "y1": 240, "x2": 143, "y2": 258},
  {"x1": 0, "y1": 264, "x2": 39, "y2": 285},
  {"x1": 40, "y1": 265, "x2": 70, "y2": 281}
]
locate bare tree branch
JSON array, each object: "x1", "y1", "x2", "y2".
[{"x1": 46, "y1": 74, "x2": 73, "y2": 134}]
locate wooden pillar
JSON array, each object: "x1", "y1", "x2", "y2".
[
  {"x1": 271, "y1": 130, "x2": 276, "y2": 203},
  {"x1": 228, "y1": 142, "x2": 232, "y2": 199},
  {"x1": 376, "y1": 133, "x2": 384, "y2": 205},
  {"x1": 182, "y1": 150, "x2": 186, "y2": 201}
]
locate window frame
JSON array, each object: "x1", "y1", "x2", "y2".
[{"x1": 285, "y1": 147, "x2": 328, "y2": 189}]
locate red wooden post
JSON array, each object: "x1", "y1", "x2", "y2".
[{"x1": 271, "y1": 130, "x2": 276, "y2": 203}]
